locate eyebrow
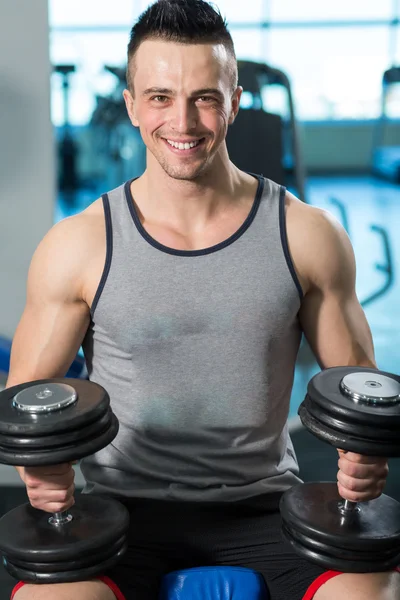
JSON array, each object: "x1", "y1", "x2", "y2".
[{"x1": 142, "y1": 87, "x2": 224, "y2": 99}]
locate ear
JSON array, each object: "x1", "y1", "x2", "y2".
[
  {"x1": 123, "y1": 89, "x2": 139, "y2": 127},
  {"x1": 228, "y1": 86, "x2": 243, "y2": 125}
]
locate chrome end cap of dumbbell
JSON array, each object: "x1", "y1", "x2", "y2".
[
  {"x1": 340, "y1": 372, "x2": 400, "y2": 406},
  {"x1": 12, "y1": 383, "x2": 78, "y2": 414}
]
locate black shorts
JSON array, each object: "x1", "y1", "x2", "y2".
[{"x1": 102, "y1": 492, "x2": 330, "y2": 600}]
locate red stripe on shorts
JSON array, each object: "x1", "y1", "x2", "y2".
[
  {"x1": 303, "y1": 566, "x2": 400, "y2": 600},
  {"x1": 302, "y1": 571, "x2": 342, "y2": 599},
  {"x1": 11, "y1": 576, "x2": 126, "y2": 600}
]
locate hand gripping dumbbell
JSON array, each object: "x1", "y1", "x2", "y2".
[
  {"x1": 280, "y1": 367, "x2": 400, "y2": 573},
  {"x1": 0, "y1": 379, "x2": 130, "y2": 583}
]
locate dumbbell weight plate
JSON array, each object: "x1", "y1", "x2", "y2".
[
  {"x1": 298, "y1": 401, "x2": 400, "y2": 456},
  {"x1": 0, "y1": 413, "x2": 119, "y2": 465},
  {"x1": 5, "y1": 534, "x2": 127, "y2": 573},
  {"x1": 0, "y1": 408, "x2": 113, "y2": 450},
  {"x1": 3, "y1": 544, "x2": 128, "y2": 584},
  {"x1": 307, "y1": 367, "x2": 400, "y2": 429},
  {"x1": 301, "y1": 396, "x2": 399, "y2": 441},
  {"x1": 280, "y1": 482, "x2": 400, "y2": 572},
  {"x1": 282, "y1": 523, "x2": 400, "y2": 572},
  {"x1": 0, "y1": 379, "x2": 110, "y2": 437},
  {"x1": 0, "y1": 495, "x2": 130, "y2": 563}
]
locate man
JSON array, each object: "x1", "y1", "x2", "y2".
[{"x1": 8, "y1": 1, "x2": 399, "y2": 599}]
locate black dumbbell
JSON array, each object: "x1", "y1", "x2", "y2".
[
  {"x1": 0, "y1": 379, "x2": 130, "y2": 583},
  {"x1": 280, "y1": 367, "x2": 400, "y2": 573}
]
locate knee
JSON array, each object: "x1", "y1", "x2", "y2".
[
  {"x1": 13, "y1": 585, "x2": 73, "y2": 600},
  {"x1": 314, "y1": 571, "x2": 400, "y2": 600},
  {"x1": 12, "y1": 582, "x2": 115, "y2": 600},
  {"x1": 12, "y1": 585, "x2": 42, "y2": 600}
]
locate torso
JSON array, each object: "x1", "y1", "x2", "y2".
[{"x1": 79, "y1": 175, "x2": 310, "y2": 312}]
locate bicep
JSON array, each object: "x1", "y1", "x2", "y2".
[
  {"x1": 297, "y1": 212, "x2": 375, "y2": 369},
  {"x1": 7, "y1": 222, "x2": 91, "y2": 387},
  {"x1": 299, "y1": 286, "x2": 375, "y2": 369},
  {"x1": 8, "y1": 298, "x2": 90, "y2": 386}
]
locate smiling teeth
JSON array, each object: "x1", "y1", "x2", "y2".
[{"x1": 167, "y1": 140, "x2": 200, "y2": 150}]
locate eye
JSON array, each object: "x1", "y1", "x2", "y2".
[
  {"x1": 197, "y1": 96, "x2": 216, "y2": 103},
  {"x1": 151, "y1": 95, "x2": 169, "y2": 103}
]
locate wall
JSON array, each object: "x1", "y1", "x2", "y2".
[
  {"x1": 0, "y1": 0, "x2": 55, "y2": 339},
  {"x1": 301, "y1": 121, "x2": 400, "y2": 172}
]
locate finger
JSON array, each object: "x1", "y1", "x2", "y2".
[
  {"x1": 337, "y1": 452, "x2": 388, "y2": 465},
  {"x1": 24, "y1": 471, "x2": 75, "y2": 489},
  {"x1": 36, "y1": 497, "x2": 75, "y2": 514},
  {"x1": 28, "y1": 484, "x2": 75, "y2": 508},
  {"x1": 337, "y1": 481, "x2": 385, "y2": 503},
  {"x1": 24, "y1": 463, "x2": 74, "y2": 477},
  {"x1": 338, "y1": 457, "x2": 388, "y2": 480}
]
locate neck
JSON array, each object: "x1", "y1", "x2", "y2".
[{"x1": 133, "y1": 147, "x2": 249, "y2": 232}]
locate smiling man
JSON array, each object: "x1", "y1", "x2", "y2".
[{"x1": 9, "y1": 1, "x2": 400, "y2": 600}]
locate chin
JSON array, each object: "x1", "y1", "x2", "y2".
[{"x1": 160, "y1": 160, "x2": 209, "y2": 181}]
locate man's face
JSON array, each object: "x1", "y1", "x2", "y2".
[{"x1": 124, "y1": 40, "x2": 241, "y2": 181}]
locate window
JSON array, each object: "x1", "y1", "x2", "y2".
[
  {"x1": 49, "y1": 0, "x2": 400, "y2": 123},
  {"x1": 269, "y1": 0, "x2": 393, "y2": 22},
  {"x1": 267, "y1": 26, "x2": 391, "y2": 119},
  {"x1": 51, "y1": 31, "x2": 128, "y2": 126},
  {"x1": 49, "y1": 0, "x2": 136, "y2": 27}
]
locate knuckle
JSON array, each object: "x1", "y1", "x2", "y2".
[
  {"x1": 347, "y1": 478, "x2": 358, "y2": 491},
  {"x1": 59, "y1": 490, "x2": 71, "y2": 502},
  {"x1": 28, "y1": 491, "x2": 38, "y2": 502},
  {"x1": 24, "y1": 475, "x2": 38, "y2": 488},
  {"x1": 29, "y1": 498, "x2": 41, "y2": 509},
  {"x1": 346, "y1": 464, "x2": 358, "y2": 478}
]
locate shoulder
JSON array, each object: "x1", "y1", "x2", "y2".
[
  {"x1": 284, "y1": 191, "x2": 355, "y2": 294},
  {"x1": 35, "y1": 199, "x2": 104, "y2": 261},
  {"x1": 28, "y1": 198, "x2": 106, "y2": 298}
]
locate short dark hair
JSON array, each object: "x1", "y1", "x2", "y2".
[{"x1": 126, "y1": 0, "x2": 238, "y2": 93}]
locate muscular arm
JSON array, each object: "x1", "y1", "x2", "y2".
[
  {"x1": 288, "y1": 197, "x2": 387, "y2": 501},
  {"x1": 289, "y1": 199, "x2": 375, "y2": 369},
  {"x1": 6, "y1": 216, "x2": 92, "y2": 388}
]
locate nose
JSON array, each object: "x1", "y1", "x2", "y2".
[{"x1": 170, "y1": 99, "x2": 198, "y2": 132}]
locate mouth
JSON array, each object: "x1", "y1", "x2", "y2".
[{"x1": 162, "y1": 137, "x2": 206, "y2": 155}]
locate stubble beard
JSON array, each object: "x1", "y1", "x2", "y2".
[{"x1": 155, "y1": 148, "x2": 212, "y2": 182}]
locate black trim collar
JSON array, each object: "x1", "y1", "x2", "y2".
[{"x1": 124, "y1": 174, "x2": 264, "y2": 257}]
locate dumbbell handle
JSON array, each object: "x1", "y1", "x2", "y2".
[
  {"x1": 48, "y1": 510, "x2": 73, "y2": 526},
  {"x1": 338, "y1": 498, "x2": 360, "y2": 519},
  {"x1": 342, "y1": 499, "x2": 357, "y2": 511}
]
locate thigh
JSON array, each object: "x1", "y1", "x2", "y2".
[
  {"x1": 314, "y1": 571, "x2": 400, "y2": 600},
  {"x1": 103, "y1": 499, "x2": 184, "y2": 600},
  {"x1": 13, "y1": 580, "x2": 115, "y2": 600},
  {"x1": 104, "y1": 544, "x2": 172, "y2": 600}
]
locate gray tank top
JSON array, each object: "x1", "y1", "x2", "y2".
[{"x1": 81, "y1": 175, "x2": 303, "y2": 501}]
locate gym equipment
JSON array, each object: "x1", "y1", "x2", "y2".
[
  {"x1": 321, "y1": 199, "x2": 394, "y2": 309},
  {"x1": 226, "y1": 60, "x2": 307, "y2": 203},
  {"x1": 280, "y1": 366, "x2": 400, "y2": 572},
  {"x1": 0, "y1": 336, "x2": 11, "y2": 382},
  {"x1": 90, "y1": 65, "x2": 146, "y2": 189},
  {"x1": 361, "y1": 225, "x2": 394, "y2": 309},
  {"x1": 0, "y1": 335, "x2": 87, "y2": 380},
  {"x1": 371, "y1": 66, "x2": 400, "y2": 183},
  {"x1": 54, "y1": 65, "x2": 79, "y2": 193},
  {"x1": 0, "y1": 379, "x2": 129, "y2": 583},
  {"x1": 329, "y1": 197, "x2": 350, "y2": 236},
  {"x1": 159, "y1": 567, "x2": 269, "y2": 600}
]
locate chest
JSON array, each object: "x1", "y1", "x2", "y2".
[{"x1": 94, "y1": 253, "x2": 300, "y2": 354}]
